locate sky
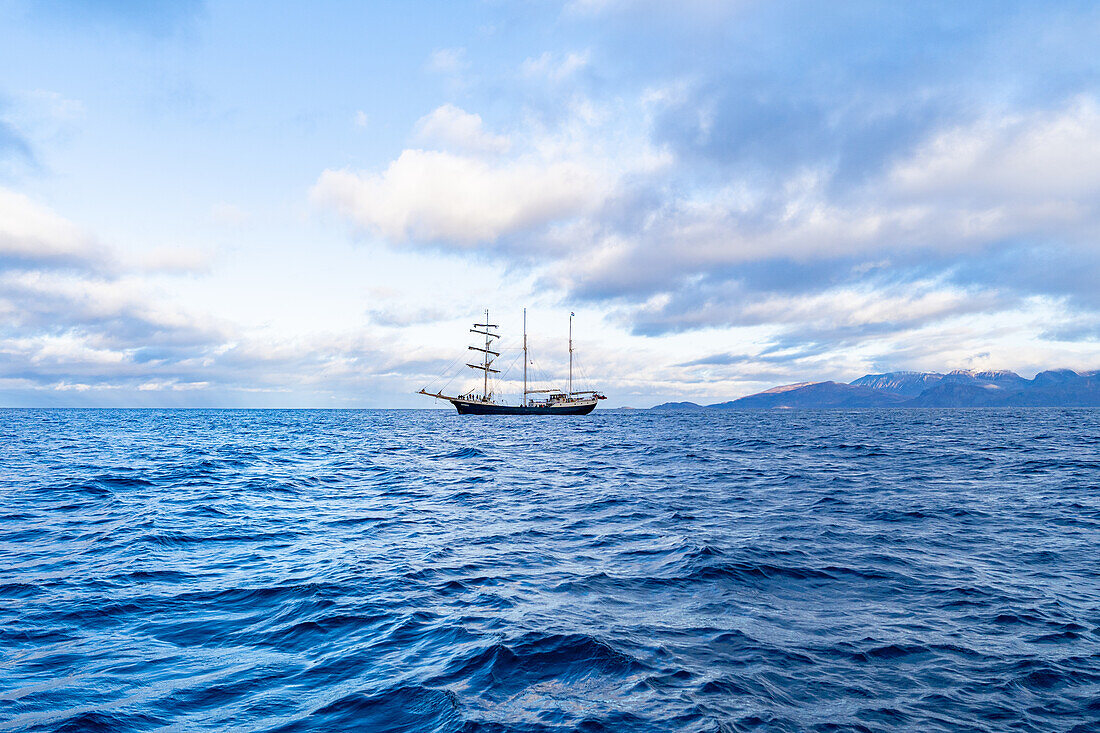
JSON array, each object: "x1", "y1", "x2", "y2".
[{"x1": 2, "y1": 0, "x2": 1100, "y2": 408}]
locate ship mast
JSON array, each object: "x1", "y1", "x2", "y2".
[
  {"x1": 523, "y1": 308, "x2": 527, "y2": 407},
  {"x1": 467, "y1": 309, "x2": 500, "y2": 400},
  {"x1": 483, "y1": 308, "x2": 490, "y2": 398},
  {"x1": 568, "y1": 311, "x2": 574, "y2": 396}
]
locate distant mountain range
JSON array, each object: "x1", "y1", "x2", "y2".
[{"x1": 652, "y1": 369, "x2": 1100, "y2": 409}]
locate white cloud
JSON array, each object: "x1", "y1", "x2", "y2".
[
  {"x1": 520, "y1": 51, "x2": 590, "y2": 82},
  {"x1": 627, "y1": 279, "x2": 1005, "y2": 335},
  {"x1": 425, "y1": 47, "x2": 468, "y2": 74},
  {"x1": 549, "y1": 97, "x2": 1100, "y2": 302},
  {"x1": 0, "y1": 187, "x2": 103, "y2": 268},
  {"x1": 26, "y1": 333, "x2": 128, "y2": 366},
  {"x1": 413, "y1": 104, "x2": 511, "y2": 154},
  {"x1": 890, "y1": 98, "x2": 1100, "y2": 203},
  {"x1": 137, "y1": 380, "x2": 210, "y2": 391},
  {"x1": 0, "y1": 191, "x2": 464, "y2": 405},
  {"x1": 367, "y1": 305, "x2": 451, "y2": 327},
  {"x1": 328, "y1": 92, "x2": 1100, "y2": 314},
  {"x1": 52, "y1": 381, "x2": 93, "y2": 392},
  {"x1": 313, "y1": 97, "x2": 672, "y2": 247},
  {"x1": 0, "y1": 268, "x2": 219, "y2": 341},
  {"x1": 313, "y1": 150, "x2": 611, "y2": 245},
  {"x1": 0, "y1": 188, "x2": 211, "y2": 276},
  {"x1": 354, "y1": 110, "x2": 369, "y2": 128},
  {"x1": 742, "y1": 283, "x2": 999, "y2": 330},
  {"x1": 129, "y1": 246, "x2": 213, "y2": 274}
]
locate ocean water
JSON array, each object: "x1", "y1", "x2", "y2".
[{"x1": 2, "y1": 408, "x2": 1099, "y2": 733}]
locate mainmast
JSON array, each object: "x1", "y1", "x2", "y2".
[
  {"x1": 523, "y1": 308, "x2": 527, "y2": 407},
  {"x1": 468, "y1": 309, "x2": 500, "y2": 400},
  {"x1": 568, "y1": 311, "x2": 574, "y2": 396}
]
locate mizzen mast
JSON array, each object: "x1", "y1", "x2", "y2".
[
  {"x1": 568, "y1": 311, "x2": 574, "y2": 397},
  {"x1": 468, "y1": 308, "x2": 500, "y2": 400}
]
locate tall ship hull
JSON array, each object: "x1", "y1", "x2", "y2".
[
  {"x1": 419, "y1": 309, "x2": 605, "y2": 416},
  {"x1": 451, "y1": 398, "x2": 597, "y2": 415}
]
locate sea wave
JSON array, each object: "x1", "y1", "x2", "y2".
[{"x1": 2, "y1": 407, "x2": 1099, "y2": 731}]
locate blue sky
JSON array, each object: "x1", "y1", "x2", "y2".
[{"x1": 2, "y1": 1, "x2": 1100, "y2": 407}]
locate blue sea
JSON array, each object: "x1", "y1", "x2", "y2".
[{"x1": 2, "y1": 408, "x2": 1099, "y2": 732}]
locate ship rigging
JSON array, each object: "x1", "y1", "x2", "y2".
[{"x1": 418, "y1": 309, "x2": 606, "y2": 415}]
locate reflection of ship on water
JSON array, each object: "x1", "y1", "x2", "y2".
[{"x1": 418, "y1": 309, "x2": 605, "y2": 415}]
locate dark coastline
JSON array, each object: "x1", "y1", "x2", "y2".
[{"x1": 653, "y1": 368, "x2": 1100, "y2": 410}]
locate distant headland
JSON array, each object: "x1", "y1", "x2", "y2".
[{"x1": 652, "y1": 369, "x2": 1100, "y2": 409}]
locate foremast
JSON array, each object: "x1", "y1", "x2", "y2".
[{"x1": 467, "y1": 308, "x2": 500, "y2": 401}]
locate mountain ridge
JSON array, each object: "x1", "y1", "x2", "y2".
[{"x1": 650, "y1": 369, "x2": 1100, "y2": 409}]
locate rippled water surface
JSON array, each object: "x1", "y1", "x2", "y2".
[{"x1": 2, "y1": 408, "x2": 1100, "y2": 732}]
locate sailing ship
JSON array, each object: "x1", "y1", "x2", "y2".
[{"x1": 418, "y1": 309, "x2": 606, "y2": 415}]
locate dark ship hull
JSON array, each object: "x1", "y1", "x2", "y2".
[{"x1": 451, "y1": 399, "x2": 597, "y2": 415}]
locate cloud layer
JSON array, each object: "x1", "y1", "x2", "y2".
[
  {"x1": 0, "y1": 189, "x2": 448, "y2": 405},
  {"x1": 311, "y1": 2, "x2": 1100, "y2": 394},
  {"x1": 313, "y1": 100, "x2": 669, "y2": 250},
  {"x1": 6, "y1": 1, "x2": 1100, "y2": 406}
]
